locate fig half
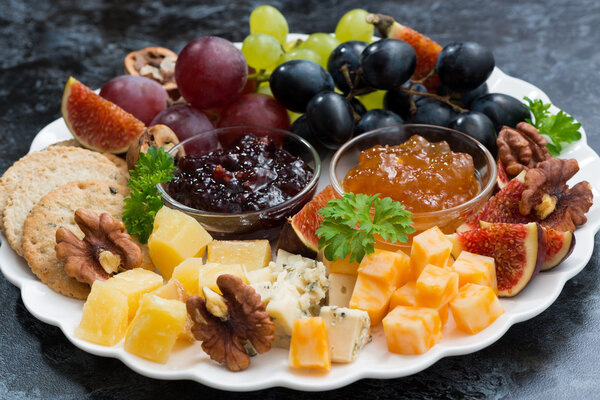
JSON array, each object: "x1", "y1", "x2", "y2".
[{"x1": 447, "y1": 222, "x2": 544, "y2": 297}]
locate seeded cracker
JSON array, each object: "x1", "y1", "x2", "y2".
[{"x1": 22, "y1": 180, "x2": 153, "y2": 299}]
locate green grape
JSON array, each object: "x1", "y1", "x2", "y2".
[
  {"x1": 277, "y1": 48, "x2": 322, "y2": 66},
  {"x1": 249, "y1": 5, "x2": 289, "y2": 45},
  {"x1": 335, "y1": 9, "x2": 374, "y2": 43},
  {"x1": 257, "y1": 82, "x2": 273, "y2": 97},
  {"x1": 242, "y1": 33, "x2": 283, "y2": 70},
  {"x1": 357, "y1": 90, "x2": 386, "y2": 110},
  {"x1": 300, "y1": 33, "x2": 340, "y2": 69},
  {"x1": 288, "y1": 110, "x2": 302, "y2": 123}
]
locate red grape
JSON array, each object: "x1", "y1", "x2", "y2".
[
  {"x1": 150, "y1": 104, "x2": 216, "y2": 153},
  {"x1": 99, "y1": 75, "x2": 167, "y2": 125},
  {"x1": 175, "y1": 37, "x2": 248, "y2": 110},
  {"x1": 241, "y1": 66, "x2": 257, "y2": 95},
  {"x1": 217, "y1": 93, "x2": 290, "y2": 130}
]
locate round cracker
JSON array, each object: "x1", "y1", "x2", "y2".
[
  {"x1": 3, "y1": 147, "x2": 129, "y2": 255},
  {"x1": 22, "y1": 180, "x2": 154, "y2": 299},
  {"x1": 46, "y1": 141, "x2": 129, "y2": 177}
]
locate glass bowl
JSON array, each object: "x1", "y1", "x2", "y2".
[
  {"x1": 158, "y1": 126, "x2": 321, "y2": 240},
  {"x1": 329, "y1": 124, "x2": 496, "y2": 250}
]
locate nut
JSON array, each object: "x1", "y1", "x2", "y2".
[
  {"x1": 126, "y1": 124, "x2": 181, "y2": 170},
  {"x1": 186, "y1": 274, "x2": 274, "y2": 372},
  {"x1": 497, "y1": 122, "x2": 552, "y2": 177},
  {"x1": 520, "y1": 158, "x2": 593, "y2": 231},
  {"x1": 55, "y1": 209, "x2": 143, "y2": 286},
  {"x1": 124, "y1": 46, "x2": 180, "y2": 100}
]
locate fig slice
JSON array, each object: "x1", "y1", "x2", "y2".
[
  {"x1": 457, "y1": 171, "x2": 532, "y2": 232},
  {"x1": 61, "y1": 76, "x2": 146, "y2": 154},
  {"x1": 276, "y1": 185, "x2": 339, "y2": 258},
  {"x1": 496, "y1": 161, "x2": 511, "y2": 190},
  {"x1": 447, "y1": 222, "x2": 544, "y2": 297}
]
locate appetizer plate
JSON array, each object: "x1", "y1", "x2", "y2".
[{"x1": 2, "y1": 36, "x2": 600, "y2": 391}]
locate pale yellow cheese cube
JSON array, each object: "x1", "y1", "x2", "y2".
[
  {"x1": 198, "y1": 263, "x2": 248, "y2": 294},
  {"x1": 124, "y1": 294, "x2": 187, "y2": 363},
  {"x1": 451, "y1": 251, "x2": 498, "y2": 294},
  {"x1": 207, "y1": 240, "x2": 271, "y2": 271},
  {"x1": 449, "y1": 283, "x2": 504, "y2": 334},
  {"x1": 319, "y1": 306, "x2": 370, "y2": 363},
  {"x1": 171, "y1": 258, "x2": 204, "y2": 296},
  {"x1": 151, "y1": 280, "x2": 194, "y2": 342},
  {"x1": 148, "y1": 206, "x2": 212, "y2": 279},
  {"x1": 106, "y1": 268, "x2": 163, "y2": 319},
  {"x1": 75, "y1": 280, "x2": 129, "y2": 346},
  {"x1": 246, "y1": 267, "x2": 273, "y2": 285},
  {"x1": 328, "y1": 273, "x2": 357, "y2": 307},
  {"x1": 266, "y1": 282, "x2": 302, "y2": 348}
]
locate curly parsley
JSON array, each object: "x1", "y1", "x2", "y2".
[
  {"x1": 123, "y1": 146, "x2": 176, "y2": 243},
  {"x1": 523, "y1": 96, "x2": 581, "y2": 156},
  {"x1": 316, "y1": 193, "x2": 415, "y2": 263}
]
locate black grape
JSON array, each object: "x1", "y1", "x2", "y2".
[
  {"x1": 350, "y1": 98, "x2": 367, "y2": 117},
  {"x1": 470, "y1": 93, "x2": 531, "y2": 132},
  {"x1": 270, "y1": 60, "x2": 334, "y2": 113},
  {"x1": 449, "y1": 111, "x2": 498, "y2": 157},
  {"x1": 360, "y1": 39, "x2": 416, "y2": 90},
  {"x1": 384, "y1": 83, "x2": 427, "y2": 120},
  {"x1": 413, "y1": 98, "x2": 457, "y2": 127},
  {"x1": 437, "y1": 82, "x2": 488, "y2": 108},
  {"x1": 355, "y1": 109, "x2": 404, "y2": 135},
  {"x1": 306, "y1": 91, "x2": 355, "y2": 149},
  {"x1": 327, "y1": 41, "x2": 368, "y2": 94},
  {"x1": 436, "y1": 42, "x2": 495, "y2": 92},
  {"x1": 290, "y1": 115, "x2": 328, "y2": 156}
]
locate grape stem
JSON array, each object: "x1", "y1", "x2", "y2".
[
  {"x1": 399, "y1": 87, "x2": 467, "y2": 113},
  {"x1": 247, "y1": 70, "x2": 271, "y2": 85}
]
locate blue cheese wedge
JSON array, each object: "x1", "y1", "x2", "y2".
[
  {"x1": 328, "y1": 273, "x2": 357, "y2": 307},
  {"x1": 319, "y1": 306, "x2": 370, "y2": 363},
  {"x1": 249, "y1": 249, "x2": 328, "y2": 348}
]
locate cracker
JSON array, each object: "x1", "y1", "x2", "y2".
[
  {"x1": 3, "y1": 147, "x2": 129, "y2": 255},
  {"x1": 46, "y1": 141, "x2": 129, "y2": 176},
  {"x1": 22, "y1": 180, "x2": 153, "y2": 299}
]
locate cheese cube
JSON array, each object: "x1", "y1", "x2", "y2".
[
  {"x1": 319, "y1": 306, "x2": 370, "y2": 363},
  {"x1": 449, "y1": 283, "x2": 504, "y2": 334},
  {"x1": 75, "y1": 280, "x2": 128, "y2": 346},
  {"x1": 328, "y1": 273, "x2": 357, "y2": 307},
  {"x1": 148, "y1": 206, "x2": 212, "y2": 279},
  {"x1": 106, "y1": 269, "x2": 163, "y2": 319},
  {"x1": 382, "y1": 306, "x2": 442, "y2": 355},
  {"x1": 323, "y1": 256, "x2": 360, "y2": 276},
  {"x1": 266, "y1": 282, "x2": 302, "y2": 348},
  {"x1": 451, "y1": 251, "x2": 497, "y2": 294},
  {"x1": 415, "y1": 264, "x2": 459, "y2": 309},
  {"x1": 410, "y1": 226, "x2": 453, "y2": 280},
  {"x1": 358, "y1": 249, "x2": 411, "y2": 289},
  {"x1": 171, "y1": 258, "x2": 203, "y2": 296},
  {"x1": 151, "y1": 280, "x2": 194, "y2": 342},
  {"x1": 206, "y1": 240, "x2": 271, "y2": 271},
  {"x1": 246, "y1": 267, "x2": 273, "y2": 285},
  {"x1": 349, "y1": 273, "x2": 395, "y2": 326},
  {"x1": 389, "y1": 281, "x2": 417, "y2": 310},
  {"x1": 438, "y1": 304, "x2": 449, "y2": 326},
  {"x1": 198, "y1": 263, "x2": 248, "y2": 294},
  {"x1": 124, "y1": 294, "x2": 187, "y2": 363},
  {"x1": 289, "y1": 317, "x2": 331, "y2": 370}
]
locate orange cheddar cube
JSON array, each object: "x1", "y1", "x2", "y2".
[
  {"x1": 410, "y1": 226, "x2": 453, "y2": 280},
  {"x1": 389, "y1": 281, "x2": 417, "y2": 311},
  {"x1": 358, "y1": 249, "x2": 411, "y2": 289},
  {"x1": 349, "y1": 273, "x2": 395, "y2": 326},
  {"x1": 438, "y1": 304, "x2": 449, "y2": 326},
  {"x1": 415, "y1": 264, "x2": 458, "y2": 309},
  {"x1": 289, "y1": 317, "x2": 330, "y2": 370},
  {"x1": 323, "y1": 255, "x2": 360, "y2": 276},
  {"x1": 450, "y1": 284, "x2": 504, "y2": 334},
  {"x1": 451, "y1": 251, "x2": 497, "y2": 294},
  {"x1": 382, "y1": 306, "x2": 442, "y2": 355}
]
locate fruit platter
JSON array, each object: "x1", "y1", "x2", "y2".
[{"x1": 1, "y1": 6, "x2": 599, "y2": 392}]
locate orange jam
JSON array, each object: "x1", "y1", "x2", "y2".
[{"x1": 343, "y1": 135, "x2": 479, "y2": 213}]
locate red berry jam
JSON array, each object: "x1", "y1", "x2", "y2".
[{"x1": 166, "y1": 134, "x2": 314, "y2": 213}]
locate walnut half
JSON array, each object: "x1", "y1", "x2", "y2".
[
  {"x1": 55, "y1": 209, "x2": 143, "y2": 286},
  {"x1": 186, "y1": 274, "x2": 274, "y2": 372},
  {"x1": 497, "y1": 122, "x2": 552, "y2": 177}
]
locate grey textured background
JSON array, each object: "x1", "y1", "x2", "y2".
[{"x1": 1, "y1": 0, "x2": 599, "y2": 398}]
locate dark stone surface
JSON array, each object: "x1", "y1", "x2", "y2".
[{"x1": 1, "y1": 0, "x2": 599, "y2": 398}]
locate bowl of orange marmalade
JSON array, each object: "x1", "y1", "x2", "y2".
[{"x1": 329, "y1": 124, "x2": 496, "y2": 250}]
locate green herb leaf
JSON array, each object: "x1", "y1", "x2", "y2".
[
  {"x1": 316, "y1": 193, "x2": 415, "y2": 263},
  {"x1": 123, "y1": 146, "x2": 176, "y2": 243},
  {"x1": 523, "y1": 97, "x2": 581, "y2": 156}
]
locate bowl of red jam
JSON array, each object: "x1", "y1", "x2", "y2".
[
  {"x1": 158, "y1": 126, "x2": 320, "y2": 239},
  {"x1": 329, "y1": 124, "x2": 496, "y2": 249}
]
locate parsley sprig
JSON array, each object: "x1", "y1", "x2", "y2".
[
  {"x1": 523, "y1": 97, "x2": 581, "y2": 156},
  {"x1": 316, "y1": 193, "x2": 415, "y2": 263},
  {"x1": 123, "y1": 146, "x2": 176, "y2": 243}
]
